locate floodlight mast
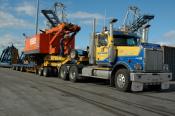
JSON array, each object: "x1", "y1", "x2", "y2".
[{"x1": 35, "y1": 0, "x2": 39, "y2": 34}]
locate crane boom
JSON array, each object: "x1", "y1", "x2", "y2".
[{"x1": 129, "y1": 14, "x2": 154, "y2": 32}]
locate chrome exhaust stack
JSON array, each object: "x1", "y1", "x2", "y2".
[
  {"x1": 89, "y1": 19, "x2": 96, "y2": 64},
  {"x1": 142, "y1": 24, "x2": 150, "y2": 43}
]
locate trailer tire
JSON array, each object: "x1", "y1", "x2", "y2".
[
  {"x1": 59, "y1": 65, "x2": 68, "y2": 80},
  {"x1": 16, "y1": 66, "x2": 20, "y2": 71},
  {"x1": 38, "y1": 68, "x2": 43, "y2": 76},
  {"x1": 69, "y1": 65, "x2": 79, "y2": 82},
  {"x1": 20, "y1": 66, "x2": 25, "y2": 72},
  {"x1": 115, "y1": 69, "x2": 131, "y2": 92},
  {"x1": 12, "y1": 66, "x2": 16, "y2": 70},
  {"x1": 43, "y1": 67, "x2": 50, "y2": 77}
]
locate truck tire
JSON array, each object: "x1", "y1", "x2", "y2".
[
  {"x1": 43, "y1": 67, "x2": 50, "y2": 77},
  {"x1": 115, "y1": 69, "x2": 131, "y2": 92},
  {"x1": 69, "y1": 65, "x2": 79, "y2": 82},
  {"x1": 59, "y1": 65, "x2": 68, "y2": 80},
  {"x1": 38, "y1": 68, "x2": 43, "y2": 76}
]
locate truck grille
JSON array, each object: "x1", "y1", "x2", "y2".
[{"x1": 144, "y1": 48, "x2": 163, "y2": 72}]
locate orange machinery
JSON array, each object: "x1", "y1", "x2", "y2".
[{"x1": 24, "y1": 23, "x2": 80, "y2": 55}]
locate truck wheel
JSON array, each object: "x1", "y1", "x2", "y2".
[
  {"x1": 115, "y1": 69, "x2": 131, "y2": 92},
  {"x1": 69, "y1": 66, "x2": 79, "y2": 82},
  {"x1": 43, "y1": 67, "x2": 50, "y2": 77},
  {"x1": 38, "y1": 68, "x2": 43, "y2": 76},
  {"x1": 59, "y1": 65, "x2": 68, "y2": 80}
]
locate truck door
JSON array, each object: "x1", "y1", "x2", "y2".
[{"x1": 96, "y1": 34, "x2": 109, "y2": 64}]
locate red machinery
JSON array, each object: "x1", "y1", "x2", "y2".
[{"x1": 24, "y1": 23, "x2": 80, "y2": 55}]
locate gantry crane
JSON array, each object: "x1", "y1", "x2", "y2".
[{"x1": 122, "y1": 6, "x2": 154, "y2": 42}]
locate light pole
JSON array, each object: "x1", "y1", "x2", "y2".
[{"x1": 35, "y1": 0, "x2": 39, "y2": 34}]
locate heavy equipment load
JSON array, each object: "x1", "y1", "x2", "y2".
[
  {"x1": 0, "y1": 45, "x2": 19, "y2": 67},
  {"x1": 12, "y1": 2, "x2": 81, "y2": 73},
  {"x1": 24, "y1": 23, "x2": 80, "y2": 55}
]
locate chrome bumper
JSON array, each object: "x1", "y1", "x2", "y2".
[{"x1": 130, "y1": 73, "x2": 172, "y2": 91}]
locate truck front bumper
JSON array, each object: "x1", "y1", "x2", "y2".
[{"x1": 130, "y1": 73, "x2": 172, "y2": 91}]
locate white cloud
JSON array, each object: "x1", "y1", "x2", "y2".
[
  {"x1": 69, "y1": 11, "x2": 104, "y2": 20},
  {"x1": 16, "y1": 2, "x2": 36, "y2": 17},
  {"x1": 164, "y1": 30, "x2": 175, "y2": 39},
  {"x1": 68, "y1": 11, "x2": 104, "y2": 25},
  {"x1": 0, "y1": 11, "x2": 34, "y2": 29},
  {"x1": 0, "y1": 34, "x2": 24, "y2": 53},
  {"x1": 80, "y1": 20, "x2": 92, "y2": 25}
]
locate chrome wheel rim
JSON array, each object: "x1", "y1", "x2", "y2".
[
  {"x1": 117, "y1": 74, "x2": 126, "y2": 88},
  {"x1": 43, "y1": 70, "x2": 46, "y2": 76},
  {"x1": 70, "y1": 71, "x2": 76, "y2": 79},
  {"x1": 61, "y1": 69, "x2": 66, "y2": 78}
]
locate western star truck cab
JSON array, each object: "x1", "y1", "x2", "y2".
[{"x1": 95, "y1": 31, "x2": 171, "y2": 91}]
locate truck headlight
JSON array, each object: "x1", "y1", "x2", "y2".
[
  {"x1": 163, "y1": 64, "x2": 169, "y2": 71},
  {"x1": 134, "y1": 63, "x2": 142, "y2": 70}
]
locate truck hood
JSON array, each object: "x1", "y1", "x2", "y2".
[{"x1": 141, "y1": 43, "x2": 161, "y2": 49}]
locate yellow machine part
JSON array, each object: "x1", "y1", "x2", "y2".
[
  {"x1": 43, "y1": 54, "x2": 89, "y2": 68},
  {"x1": 43, "y1": 55, "x2": 70, "y2": 67}
]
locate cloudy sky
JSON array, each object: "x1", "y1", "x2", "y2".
[{"x1": 0, "y1": 0, "x2": 175, "y2": 54}]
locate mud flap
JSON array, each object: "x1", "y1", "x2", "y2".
[
  {"x1": 161, "y1": 82, "x2": 170, "y2": 90},
  {"x1": 131, "y1": 82, "x2": 143, "y2": 92}
]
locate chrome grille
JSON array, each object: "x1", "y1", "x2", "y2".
[{"x1": 144, "y1": 48, "x2": 163, "y2": 72}]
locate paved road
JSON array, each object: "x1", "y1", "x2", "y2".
[{"x1": 0, "y1": 67, "x2": 175, "y2": 116}]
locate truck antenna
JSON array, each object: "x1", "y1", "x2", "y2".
[{"x1": 103, "y1": 9, "x2": 107, "y2": 28}]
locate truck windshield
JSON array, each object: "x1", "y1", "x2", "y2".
[{"x1": 113, "y1": 35, "x2": 138, "y2": 46}]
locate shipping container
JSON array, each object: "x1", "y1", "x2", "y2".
[{"x1": 162, "y1": 46, "x2": 175, "y2": 81}]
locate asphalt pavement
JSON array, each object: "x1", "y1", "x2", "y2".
[{"x1": 0, "y1": 67, "x2": 175, "y2": 116}]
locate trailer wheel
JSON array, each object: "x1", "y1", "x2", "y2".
[
  {"x1": 38, "y1": 68, "x2": 43, "y2": 76},
  {"x1": 12, "y1": 66, "x2": 16, "y2": 70},
  {"x1": 115, "y1": 69, "x2": 131, "y2": 92},
  {"x1": 20, "y1": 66, "x2": 25, "y2": 72},
  {"x1": 43, "y1": 67, "x2": 50, "y2": 77},
  {"x1": 59, "y1": 65, "x2": 68, "y2": 80},
  {"x1": 16, "y1": 66, "x2": 20, "y2": 71},
  {"x1": 69, "y1": 65, "x2": 79, "y2": 82}
]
